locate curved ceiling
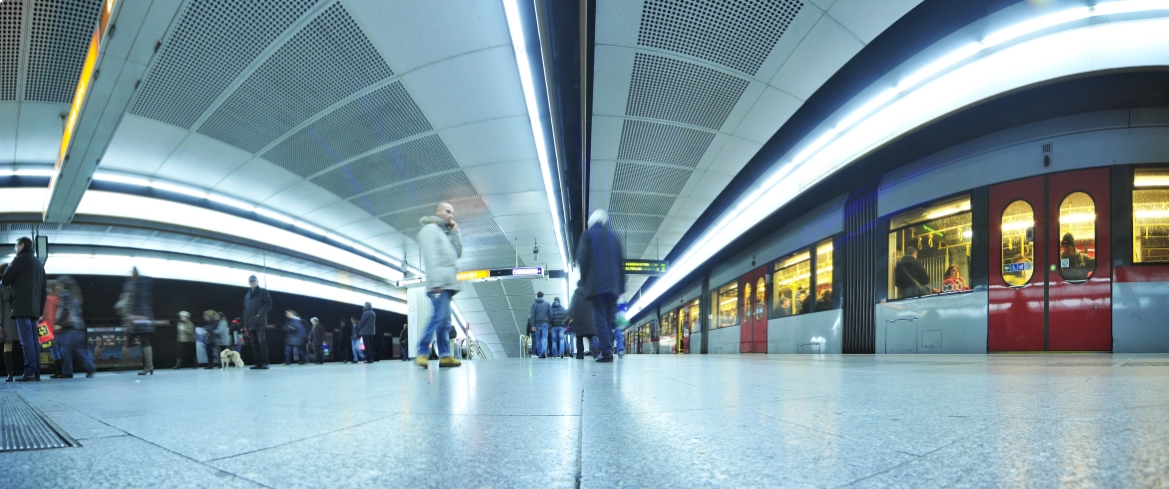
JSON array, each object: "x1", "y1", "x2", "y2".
[{"x1": 7, "y1": 0, "x2": 1153, "y2": 354}]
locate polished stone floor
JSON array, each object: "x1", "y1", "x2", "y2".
[{"x1": 2, "y1": 353, "x2": 1168, "y2": 488}]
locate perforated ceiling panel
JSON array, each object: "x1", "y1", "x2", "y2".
[
  {"x1": 262, "y1": 81, "x2": 432, "y2": 177},
  {"x1": 609, "y1": 192, "x2": 676, "y2": 216},
  {"x1": 309, "y1": 135, "x2": 459, "y2": 197},
  {"x1": 357, "y1": 171, "x2": 478, "y2": 217},
  {"x1": 617, "y1": 120, "x2": 714, "y2": 168},
  {"x1": 612, "y1": 162, "x2": 692, "y2": 195},
  {"x1": 638, "y1": 0, "x2": 802, "y2": 75},
  {"x1": 129, "y1": 0, "x2": 318, "y2": 128},
  {"x1": 198, "y1": 2, "x2": 393, "y2": 152},
  {"x1": 23, "y1": 0, "x2": 101, "y2": 103},
  {"x1": 0, "y1": 1, "x2": 22, "y2": 101},
  {"x1": 625, "y1": 53, "x2": 748, "y2": 130}
]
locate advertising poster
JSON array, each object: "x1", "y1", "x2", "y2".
[{"x1": 89, "y1": 326, "x2": 142, "y2": 370}]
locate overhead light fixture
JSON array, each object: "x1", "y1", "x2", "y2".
[
  {"x1": 627, "y1": 0, "x2": 1169, "y2": 318},
  {"x1": 501, "y1": 0, "x2": 570, "y2": 277}
]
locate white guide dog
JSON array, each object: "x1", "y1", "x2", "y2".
[{"x1": 220, "y1": 349, "x2": 244, "y2": 368}]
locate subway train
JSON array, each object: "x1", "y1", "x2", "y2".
[{"x1": 626, "y1": 104, "x2": 1169, "y2": 356}]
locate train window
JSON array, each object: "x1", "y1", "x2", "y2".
[
  {"x1": 1133, "y1": 169, "x2": 1169, "y2": 263},
  {"x1": 714, "y1": 281, "x2": 738, "y2": 329},
  {"x1": 754, "y1": 277, "x2": 766, "y2": 320},
  {"x1": 814, "y1": 239, "x2": 834, "y2": 311},
  {"x1": 742, "y1": 280, "x2": 752, "y2": 324},
  {"x1": 1001, "y1": 200, "x2": 1036, "y2": 286},
  {"x1": 888, "y1": 195, "x2": 972, "y2": 300},
  {"x1": 1057, "y1": 192, "x2": 1096, "y2": 281},
  {"x1": 771, "y1": 250, "x2": 811, "y2": 318},
  {"x1": 687, "y1": 299, "x2": 700, "y2": 334}
]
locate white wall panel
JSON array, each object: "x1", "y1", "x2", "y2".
[{"x1": 769, "y1": 17, "x2": 863, "y2": 100}]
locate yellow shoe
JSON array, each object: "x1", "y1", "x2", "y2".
[
  {"x1": 439, "y1": 357, "x2": 462, "y2": 368},
  {"x1": 414, "y1": 356, "x2": 428, "y2": 368}
]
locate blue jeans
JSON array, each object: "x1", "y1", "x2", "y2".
[
  {"x1": 418, "y1": 290, "x2": 452, "y2": 358},
  {"x1": 535, "y1": 323, "x2": 549, "y2": 357},
  {"x1": 284, "y1": 345, "x2": 305, "y2": 364},
  {"x1": 550, "y1": 326, "x2": 565, "y2": 357},
  {"x1": 613, "y1": 327, "x2": 625, "y2": 354},
  {"x1": 60, "y1": 329, "x2": 95, "y2": 375},
  {"x1": 351, "y1": 337, "x2": 366, "y2": 362},
  {"x1": 16, "y1": 317, "x2": 38, "y2": 377}
]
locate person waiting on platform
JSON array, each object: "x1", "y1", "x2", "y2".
[
  {"x1": 894, "y1": 246, "x2": 932, "y2": 298},
  {"x1": 174, "y1": 311, "x2": 196, "y2": 369},
  {"x1": 941, "y1": 265, "x2": 969, "y2": 292},
  {"x1": 1059, "y1": 233, "x2": 1095, "y2": 281}
]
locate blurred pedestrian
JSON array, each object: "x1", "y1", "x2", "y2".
[
  {"x1": 54, "y1": 276, "x2": 94, "y2": 378},
  {"x1": 348, "y1": 317, "x2": 366, "y2": 363},
  {"x1": 0, "y1": 263, "x2": 16, "y2": 382},
  {"x1": 282, "y1": 310, "x2": 307, "y2": 365},
  {"x1": 356, "y1": 303, "x2": 377, "y2": 363},
  {"x1": 3, "y1": 237, "x2": 46, "y2": 382},
  {"x1": 120, "y1": 267, "x2": 155, "y2": 376},
  {"x1": 529, "y1": 292, "x2": 551, "y2": 358},
  {"x1": 242, "y1": 275, "x2": 272, "y2": 369},
  {"x1": 308, "y1": 317, "x2": 325, "y2": 364},
  {"x1": 174, "y1": 311, "x2": 196, "y2": 369},
  {"x1": 44, "y1": 279, "x2": 62, "y2": 378},
  {"x1": 337, "y1": 318, "x2": 353, "y2": 363},
  {"x1": 575, "y1": 210, "x2": 625, "y2": 363},
  {"x1": 415, "y1": 202, "x2": 463, "y2": 368},
  {"x1": 398, "y1": 327, "x2": 409, "y2": 361},
  {"x1": 203, "y1": 310, "x2": 220, "y2": 369}
]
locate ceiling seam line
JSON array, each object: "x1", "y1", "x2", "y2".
[
  {"x1": 343, "y1": 168, "x2": 464, "y2": 201},
  {"x1": 302, "y1": 113, "x2": 528, "y2": 180},
  {"x1": 187, "y1": 0, "x2": 339, "y2": 133}
]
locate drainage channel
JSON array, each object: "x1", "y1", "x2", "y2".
[{"x1": 0, "y1": 391, "x2": 79, "y2": 451}]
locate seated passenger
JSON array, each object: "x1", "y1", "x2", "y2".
[
  {"x1": 1059, "y1": 233, "x2": 1095, "y2": 281},
  {"x1": 894, "y1": 246, "x2": 932, "y2": 298},
  {"x1": 814, "y1": 289, "x2": 832, "y2": 311},
  {"x1": 941, "y1": 265, "x2": 969, "y2": 292}
]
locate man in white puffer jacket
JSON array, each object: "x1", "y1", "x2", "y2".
[{"x1": 415, "y1": 202, "x2": 464, "y2": 368}]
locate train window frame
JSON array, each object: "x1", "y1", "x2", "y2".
[
  {"x1": 771, "y1": 249, "x2": 811, "y2": 318},
  {"x1": 1132, "y1": 168, "x2": 1169, "y2": 264},
  {"x1": 1056, "y1": 190, "x2": 1097, "y2": 283},
  {"x1": 1000, "y1": 199, "x2": 1036, "y2": 287},
  {"x1": 813, "y1": 239, "x2": 834, "y2": 312},
  {"x1": 888, "y1": 194, "x2": 974, "y2": 301},
  {"x1": 712, "y1": 280, "x2": 739, "y2": 329}
]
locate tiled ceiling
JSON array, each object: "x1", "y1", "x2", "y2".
[{"x1": 591, "y1": 0, "x2": 923, "y2": 294}]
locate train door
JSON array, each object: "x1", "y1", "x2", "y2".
[
  {"x1": 989, "y1": 168, "x2": 1111, "y2": 351},
  {"x1": 740, "y1": 266, "x2": 769, "y2": 353}
]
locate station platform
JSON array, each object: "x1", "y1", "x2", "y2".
[{"x1": 2, "y1": 354, "x2": 1166, "y2": 488}]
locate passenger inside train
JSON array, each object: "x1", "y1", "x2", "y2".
[{"x1": 1059, "y1": 232, "x2": 1096, "y2": 281}]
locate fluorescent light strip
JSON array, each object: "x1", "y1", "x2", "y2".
[
  {"x1": 44, "y1": 253, "x2": 406, "y2": 314},
  {"x1": 93, "y1": 171, "x2": 387, "y2": 262},
  {"x1": 502, "y1": 0, "x2": 570, "y2": 276},
  {"x1": 628, "y1": 0, "x2": 1169, "y2": 317}
]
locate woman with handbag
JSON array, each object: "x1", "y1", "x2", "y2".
[{"x1": 119, "y1": 268, "x2": 156, "y2": 376}]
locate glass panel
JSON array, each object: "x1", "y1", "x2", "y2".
[
  {"x1": 754, "y1": 277, "x2": 766, "y2": 320},
  {"x1": 1133, "y1": 188, "x2": 1169, "y2": 263},
  {"x1": 889, "y1": 195, "x2": 971, "y2": 229},
  {"x1": 742, "y1": 280, "x2": 753, "y2": 323},
  {"x1": 814, "y1": 239, "x2": 834, "y2": 311},
  {"x1": 1134, "y1": 169, "x2": 1169, "y2": 188},
  {"x1": 716, "y1": 282, "x2": 739, "y2": 329},
  {"x1": 771, "y1": 251, "x2": 811, "y2": 318},
  {"x1": 1000, "y1": 200, "x2": 1035, "y2": 286},
  {"x1": 1058, "y1": 191, "x2": 1097, "y2": 281},
  {"x1": 889, "y1": 195, "x2": 973, "y2": 300},
  {"x1": 687, "y1": 299, "x2": 700, "y2": 335}
]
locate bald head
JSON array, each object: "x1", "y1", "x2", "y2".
[{"x1": 435, "y1": 202, "x2": 456, "y2": 229}]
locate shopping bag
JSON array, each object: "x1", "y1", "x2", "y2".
[
  {"x1": 358, "y1": 337, "x2": 365, "y2": 351},
  {"x1": 37, "y1": 321, "x2": 55, "y2": 344}
]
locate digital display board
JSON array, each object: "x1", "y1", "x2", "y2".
[{"x1": 624, "y1": 260, "x2": 668, "y2": 275}]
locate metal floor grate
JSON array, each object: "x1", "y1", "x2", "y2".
[{"x1": 0, "y1": 391, "x2": 78, "y2": 451}]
